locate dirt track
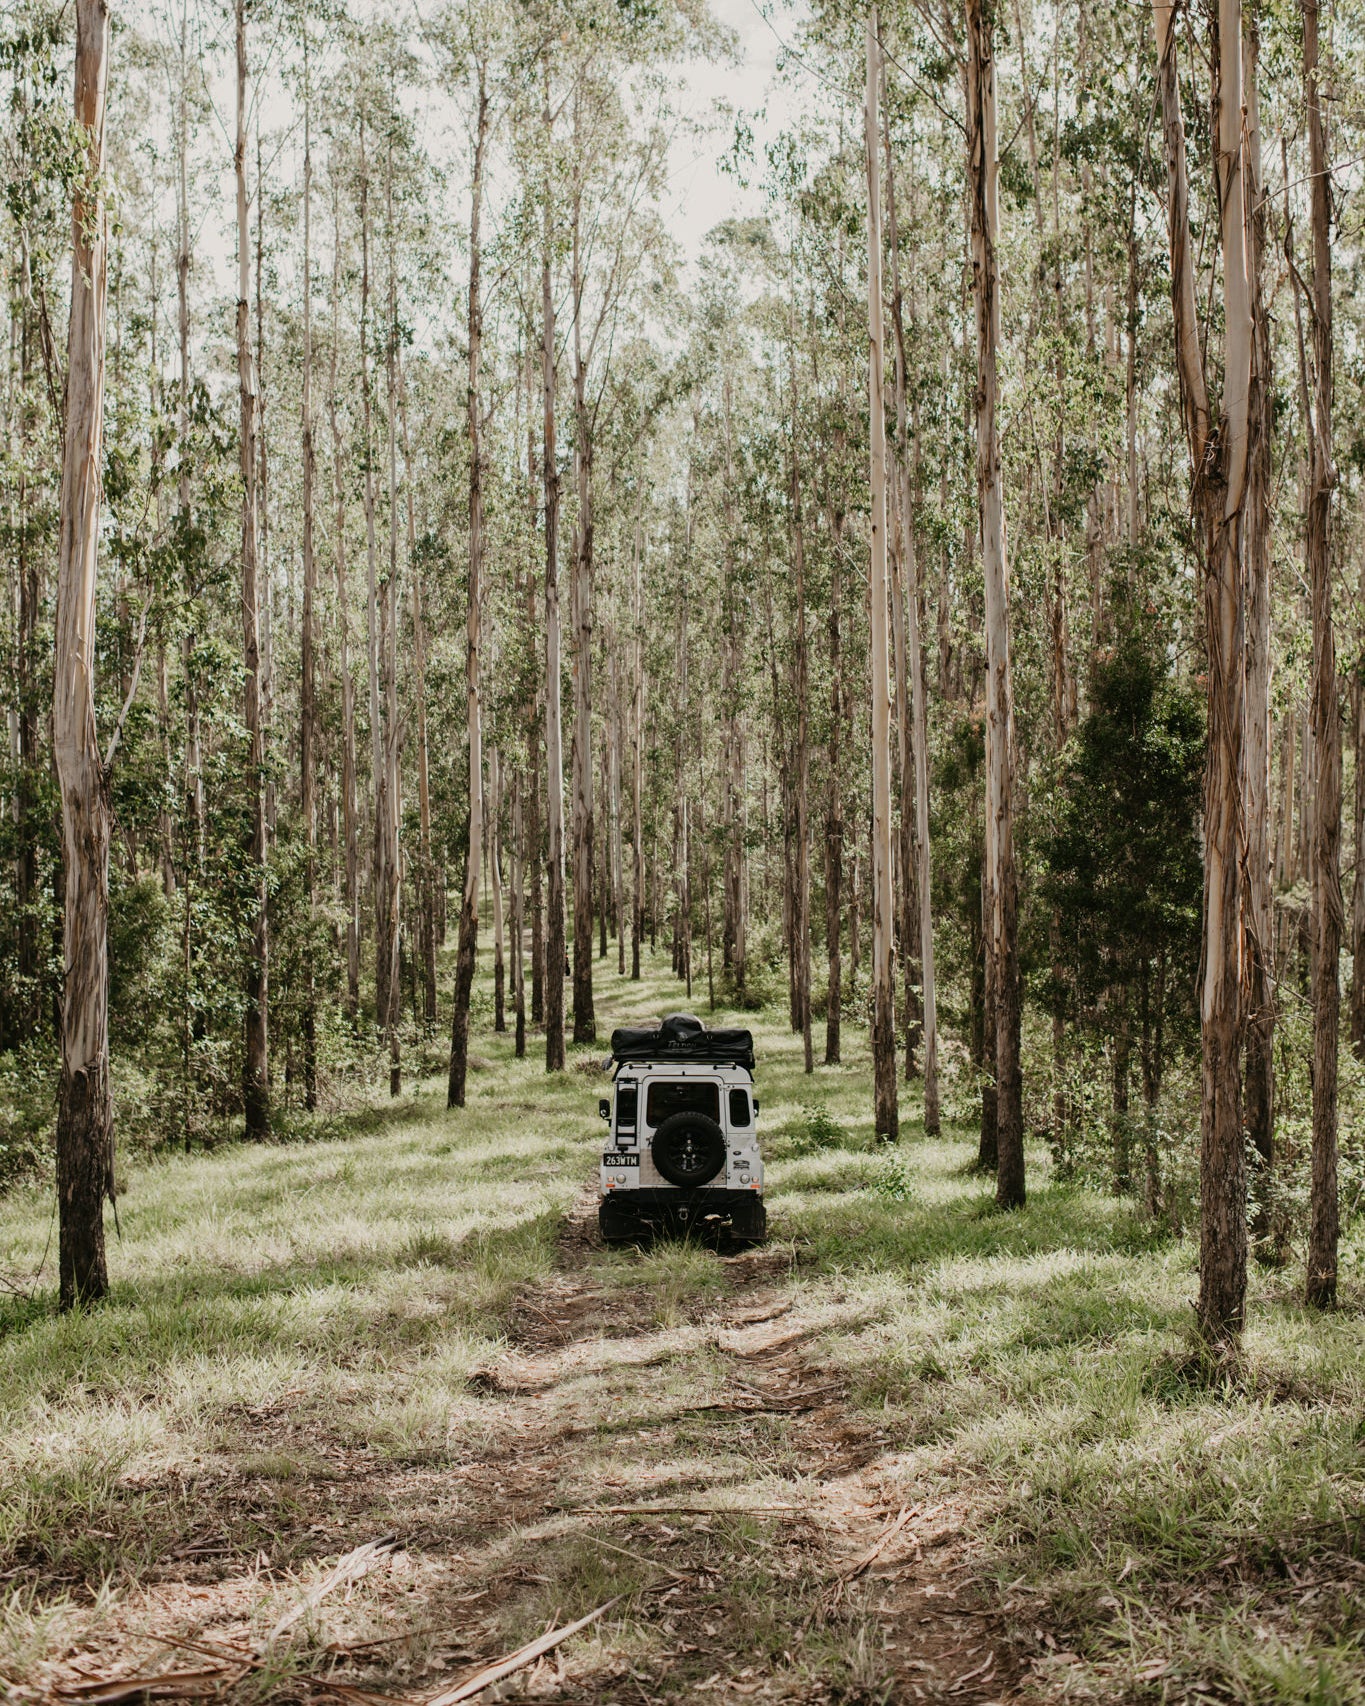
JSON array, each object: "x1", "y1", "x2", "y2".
[{"x1": 41, "y1": 1191, "x2": 1024, "y2": 1704}]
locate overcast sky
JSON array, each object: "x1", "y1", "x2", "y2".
[{"x1": 659, "y1": 0, "x2": 813, "y2": 263}]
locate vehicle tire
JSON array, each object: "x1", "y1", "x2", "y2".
[
  {"x1": 729, "y1": 1198, "x2": 767, "y2": 1246},
  {"x1": 650, "y1": 1111, "x2": 727, "y2": 1188},
  {"x1": 599, "y1": 1198, "x2": 643, "y2": 1246}
]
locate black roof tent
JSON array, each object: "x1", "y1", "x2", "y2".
[{"x1": 610, "y1": 1011, "x2": 755, "y2": 1072}]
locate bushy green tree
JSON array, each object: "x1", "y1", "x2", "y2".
[{"x1": 1040, "y1": 635, "x2": 1203, "y2": 1199}]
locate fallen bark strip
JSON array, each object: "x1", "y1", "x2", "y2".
[
  {"x1": 837, "y1": 1506, "x2": 919, "y2": 1583},
  {"x1": 575, "y1": 1503, "x2": 799, "y2": 1517},
  {"x1": 268, "y1": 1535, "x2": 402, "y2": 1642},
  {"x1": 55, "y1": 1537, "x2": 402, "y2": 1706},
  {"x1": 423, "y1": 1596, "x2": 622, "y2": 1706},
  {"x1": 55, "y1": 1663, "x2": 250, "y2": 1703}
]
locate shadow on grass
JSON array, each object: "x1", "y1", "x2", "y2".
[{"x1": 0, "y1": 1205, "x2": 566, "y2": 1368}]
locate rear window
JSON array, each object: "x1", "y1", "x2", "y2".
[
  {"x1": 728, "y1": 1088, "x2": 751, "y2": 1128},
  {"x1": 615, "y1": 1082, "x2": 638, "y2": 1127},
  {"x1": 645, "y1": 1080, "x2": 720, "y2": 1127}
]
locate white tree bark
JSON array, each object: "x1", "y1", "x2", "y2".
[
  {"x1": 448, "y1": 66, "x2": 490, "y2": 1104},
  {"x1": 235, "y1": 0, "x2": 269, "y2": 1140},
  {"x1": 1153, "y1": 0, "x2": 1251, "y2": 1344},
  {"x1": 865, "y1": 9, "x2": 899, "y2": 1141}
]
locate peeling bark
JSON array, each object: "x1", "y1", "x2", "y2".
[{"x1": 54, "y1": 0, "x2": 112, "y2": 1308}]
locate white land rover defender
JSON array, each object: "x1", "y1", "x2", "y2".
[{"x1": 598, "y1": 1013, "x2": 766, "y2": 1246}]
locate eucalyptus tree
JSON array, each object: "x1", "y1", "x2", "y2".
[
  {"x1": 53, "y1": 0, "x2": 112, "y2": 1306},
  {"x1": 449, "y1": 46, "x2": 490, "y2": 1108},
  {"x1": 1301, "y1": 0, "x2": 1341, "y2": 1311},
  {"x1": 865, "y1": 13, "x2": 899, "y2": 1141},
  {"x1": 235, "y1": 0, "x2": 270, "y2": 1140},
  {"x1": 1152, "y1": 0, "x2": 1252, "y2": 1345},
  {"x1": 965, "y1": 0, "x2": 1022, "y2": 1204}
]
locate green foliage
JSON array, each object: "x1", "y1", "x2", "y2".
[
  {"x1": 869, "y1": 1154, "x2": 917, "y2": 1203},
  {"x1": 1040, "y1": 635, "x2": 1204, "y2": 1029},
  {"x1": 786, "y1": 1099, "x2": 846, "y2": 1153}
]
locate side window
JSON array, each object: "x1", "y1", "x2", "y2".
[
  {"x1": 728, "y1": 1088, "x2": 750, "y2": 1129},
  {"x1": 616, "y1": 1083, "x2": 638, "y2": 1128}
]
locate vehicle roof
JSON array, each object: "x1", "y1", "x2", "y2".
[{"x1": 613, "y1": 1061, "x2": 754, "y2": 1080}]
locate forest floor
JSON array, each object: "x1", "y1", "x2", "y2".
[{"x1": 2, "y1": 955, "x2": 1365, "y2": 1705}]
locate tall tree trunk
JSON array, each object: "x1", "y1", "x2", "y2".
[
  {"x1": 598, "y1": 722, "x2": 610, "y2": 961},
  {"x1": 1303, "y1": 0, "x2": 1341, "y2": 1310},
  {"x1": 1202, "y1": 0, "x2": 1253, "y2": 1343},
  {"x1": 698, "y1": 748, "x2": 716, "y2": 1010},
  {"x1": 673, "y1": 564, "x2": 692, "y2": 999},
  {"x1": 399, "y1": 350, "x2": 437, "y2": 1024},
  {"x1": 889, "y1": 467, "x2": 919, "y2": 1080},
  {"x1": 612, "y1": 653, "x2": 626, "y2": 976},
  {"x1": 541, "y1": 64, "x2": 567, "y2": 1073},
  {"x1": 1351, "y1": 544, "x2": 1365, "y2": 1056},
  {"x1": 448, "y1": 66, "x2": 489, "y2": 1105},
  {"x1": 512, "y1": 766, "x2": 527, "y2": 1058},
  {"x1": 174, "y1": 0, "x2": 203, "y2": 1138},
  {"x1": 299, "y1": 15, "x2": 317, "y2": 1112},
  {"x1": 54, "y1": 0, "x2": 112, "y2": 1309},
  {"x1": 1154, "y1": 0, "x2": 1250, "y2": 1346},
  {"x1": 967, "y1": 0, "x2": 1021, "y2": 1203},
  {"x1": 490, "y1": 746, "x2": 506, "y2": 1033},
  {"x1": 885, "y1": 124, "x2": 940, "y2": 1130},
  {"x1": 569, "y1": 154, "x2": 596, "y2": 1044},
  {"x1": 1242, "y1": 17, "x2": 1275, "y2": 1225},
  {"x1": 865, "y1": 11, "x2": 899, "y2": 1141},
  {"x1": 824, "y1": 493, "x2": 844, "y2": 1067},
  {"x1": 236, "y1": 0, "x2": 269, "y2": 1141},
  {"x1": 360, "y1": 121, "x2": 397, "y2": 1064},
  {"x1": 329, "y1": 188, "x2": 360, "y2": 1025},
  {"x1": 789, "y1": 333, "x2": 813, "y2": 1076},
  {"x1": 381, "y1": 138, "x2": 402, "y2": 1094},
  {"x1": 977, "y1": 829, "x2": 998, "y2": 1170},
  {"x1": 255, "y1": 120, "x2": 274, "y2": 848},
  {"x1": 631, "y1": 508, "x2": 645, "y2": 981},
  {"x1": 720, "y1": 381, "x2": 747, "y2": 999},
  {"x1": 524, "y1": 345, "x2": 546, "y2": 1025}
]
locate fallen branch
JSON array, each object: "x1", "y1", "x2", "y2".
[
  {"x1": 326, "y1": 1624, "x2": 472, "y2": 1656},
  {"x1": 156, "y1": 1636, "x2": 256, "y2": 1663},
  {"x1": 423, "y1": 1597, "x2": 622, "y2": 1705},
  {"x1": 307, "y1": 1680, "x2": 419, "y2": 1706},
  {"x1": 581, "y1": 1534, "x2": 690, "y2": 1584}
]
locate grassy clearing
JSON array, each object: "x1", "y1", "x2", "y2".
[
  {"x1": 2, "y1": 951, "x2": 1364, "y2": 1701},
  {"x1": 758, "y1": 1059, "x2": 1365, "y2": 1703}
]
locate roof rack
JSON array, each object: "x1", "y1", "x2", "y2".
[{"x1": 610, "y1": 1012, "x2": 755, "y2": 1072}]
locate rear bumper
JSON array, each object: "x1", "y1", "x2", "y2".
[{"x1": 600, "y1": 1187, "x2": 762, "y2": 1224}]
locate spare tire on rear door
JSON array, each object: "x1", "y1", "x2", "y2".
[{"x1": 650, "y1": 1110, "x2": 726, "y2": 1188}]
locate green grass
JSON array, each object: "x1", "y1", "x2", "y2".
[
  {"x1": 756, "y1": 1070, "x2": 1365, "y2": 1702},
  {"x1": 3, "y1": 945, "x2": 1365, "y2": 1701}
]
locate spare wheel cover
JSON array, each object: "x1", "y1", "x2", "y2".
[{"x1": 651, "y1": 1110, "x2": 727, "y2": 1188}]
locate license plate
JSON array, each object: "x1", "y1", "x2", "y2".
[{"x1": 603, "y1": 1152, "x2": 639, "y2": 1167}]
